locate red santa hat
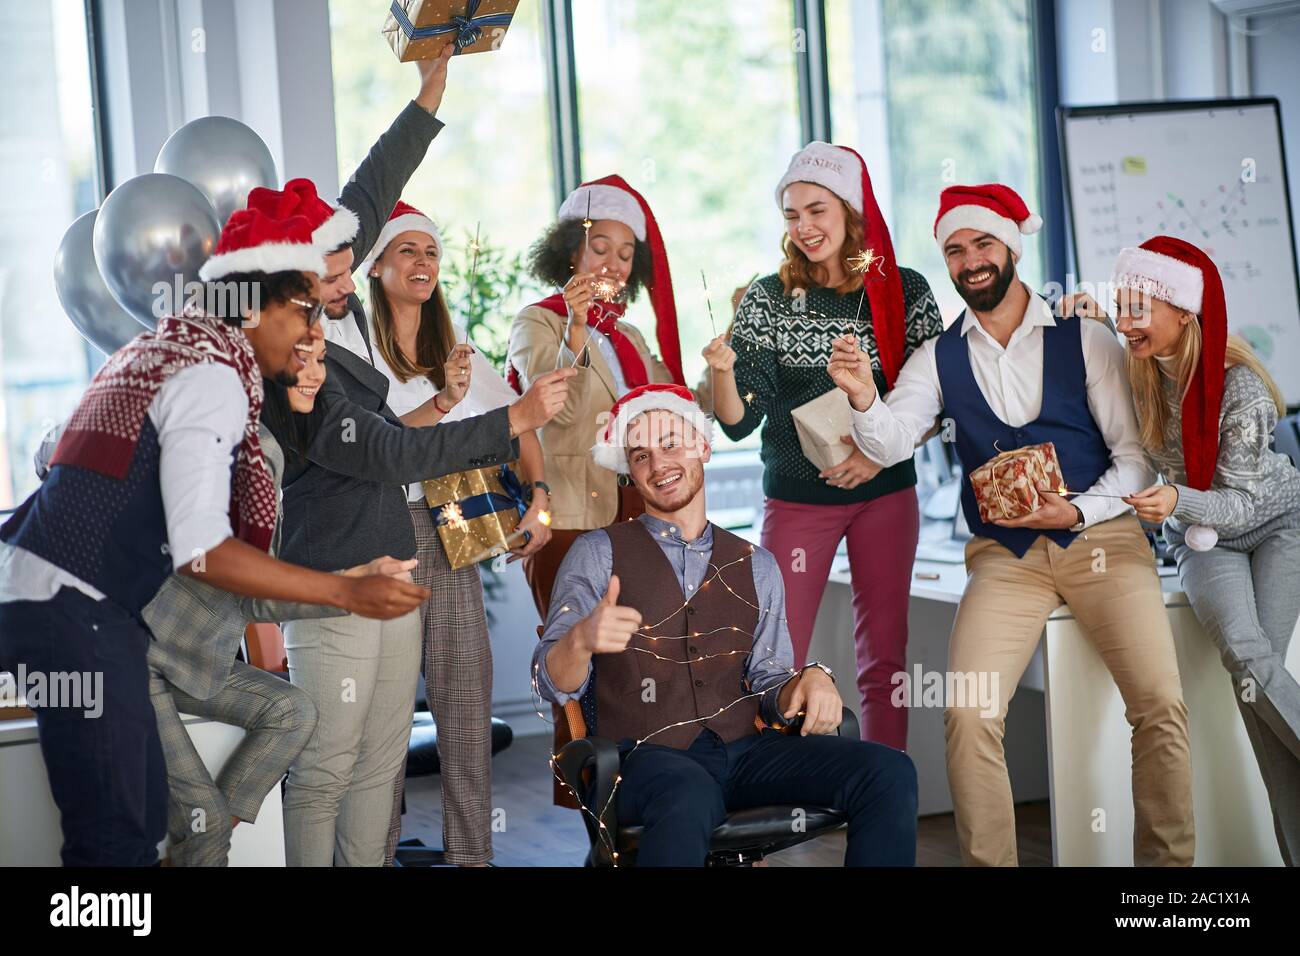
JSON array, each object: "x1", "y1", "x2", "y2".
[
  {"x1": 198, "y1": 208, "x2": 324, "y2": 281},
  {"x1": 358, "y1": 200, "x2": 443, "y2": 277},
  {"x1": 1112, "y1": 236, "x2": 1227, "y2": 491},
  {"x1": 247, "y1": 178, "x2": 360, "y2": 252},
  {"x1": 933, "y1": 183, "x2": 1043, "y2": 261},
  {"x1": 591, "y1": 383, "x2": 712, "y2": 473},
  {"x1": 558, "y1": 175, "x2": 685, "y2": 386},
  {"x1": 774, "y1": 141, "x2": 907, "y2": 388}
]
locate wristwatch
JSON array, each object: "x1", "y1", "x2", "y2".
[
  {"x1": 527, "y1": 480, "x2": 551, "y2": 504},
  {"x1": 1068, "y1": 504, "x2": 1086, "y2": 532},
  {"x1": 800, "y1": 660, "x2": 835, "y2": 683}
]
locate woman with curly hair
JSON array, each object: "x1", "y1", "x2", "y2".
[
  {"x1": 507, "y1": 175, "x2": 685, "y2": 620},
  {"x1": 703, "y1": 142, "x2": 943, "y2": 750}
]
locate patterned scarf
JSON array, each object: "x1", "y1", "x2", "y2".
[{"x1": 50, "y1": 314, "x2": 277, "y2": 552}]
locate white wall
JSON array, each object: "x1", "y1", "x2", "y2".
[
  {"x1": 97, "y1": 0, "x2": 339, "y2": 195},
  {"x1": 1055, "y1": 0, "x2": 1300, "y2": 277},
  {"x1": 1055, "y1": 0, "x2": 1232, "y2": 105},
  {"x1": 1247, "y1": 7, "x2": 1300, "y2": 217}
]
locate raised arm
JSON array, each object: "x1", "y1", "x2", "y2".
[
  {"x1": 337, "y1": 49, "x2": 453, "y2": 265},
  {"x1": 840, "y1": 338, "x2": 944, "y2": 466},
  {"x1": 717, "y1": 284, "x2": 780, "y2": 441}
]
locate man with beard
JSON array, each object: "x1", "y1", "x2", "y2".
[
  {"x1": 532, "y1": 383, "x2": 918, "y2": 867},
  {"x1": 829, "y1": 184, "x2": 1194, "y2": 867}
]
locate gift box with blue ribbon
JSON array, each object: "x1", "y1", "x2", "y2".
[
  {"x1": 423, "y1": 463, "x2": 529, "y2": 569},
  {"x1": 382, "y1": 0, "x2": 519, "y2": 61}
]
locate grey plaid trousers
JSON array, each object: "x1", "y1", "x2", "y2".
[
  {"x1": 384, "y1": 501, "x2": 494, "y2": 865},
  {"x1": 150, "y1": 660, "x2": 316, "y2": 866}
]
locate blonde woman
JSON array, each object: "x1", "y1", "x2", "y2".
[{"x1": 1065, "y1": 235, "x2": 1300, "y2": 865}]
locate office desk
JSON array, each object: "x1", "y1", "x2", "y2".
[
  {"x1": 0, "y1": 713, "x2": 285, "y2": 866},
  {"x1": 804, "y1": 549, "x2": 1293, "y2": 866}
]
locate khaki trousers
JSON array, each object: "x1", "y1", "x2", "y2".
[{"x1": 944, "y1": 515, "x2": 1194, "y2": 866}]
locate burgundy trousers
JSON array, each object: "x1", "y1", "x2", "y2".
[{"x1": 760, "y1": 487, "x2": 920, "y2": 751}]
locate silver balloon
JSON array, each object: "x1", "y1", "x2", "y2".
[
  {"x1": 54, "y1": 209, "x2": 149, "y2": 355},
  {"x1": 154, "y1": 116, "x2": 278, "y2": 224},
  {"x1": 92, "y1": 172, "x2": 220, "y2": 328}
]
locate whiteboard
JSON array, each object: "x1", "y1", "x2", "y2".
[{"x1": 1060, "y1": 98, "x2": 1300, "y2": 404}]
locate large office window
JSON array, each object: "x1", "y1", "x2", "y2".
[
  {"x1": 572, "y1": 0, "x2": 802, "y2": 448},
  {"x1": 330, "y1": 0, "x2": 555, "y2": 355},
  {"x1": 0, "y1": 0, "x2": 99, "y2": 507},
  {"x1": 826, "y1": 0, "x2": 1044, "y2": 319}
]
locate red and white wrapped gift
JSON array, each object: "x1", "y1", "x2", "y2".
[{"x1": 969, "y1": 442, "x2": 1066, "y2": 523}]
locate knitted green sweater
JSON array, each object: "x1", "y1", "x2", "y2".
[{"x1": 720, "y1": 269, "x2": 943, "y2": 505}]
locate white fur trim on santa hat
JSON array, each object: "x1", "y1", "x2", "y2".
[
  {"x1": 558, "y1": 184, "x2": 647, "y2": 241},
  {"x1": 934, "y1": 204, "x2": 1042, "y2": 261},
  {"x1": 1112, "y1": 247, "x2": 1204, "y2": 314},
  {"x1": 312, "y1": 205, "x2": 360, "y2": 252},
  {"x1": 774, "y1": 141, "x2": 863, "y2": 215},
  {"x1": 591, "y1": 391, "x2": 714, "y2": 473},
  {"x1": 358, "y1": 212, "x2": 442, "y2": 277},
  {"x1": 199, "y1": 241, "x2": 326, "y2": 282}
]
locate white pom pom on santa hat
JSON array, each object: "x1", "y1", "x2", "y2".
[
  {"x1": 591, "y1": 383, "x2": 713, "y2": 473},
  {"x1": 933, "y1": 183, "x2": 1041, "y2": 261}
]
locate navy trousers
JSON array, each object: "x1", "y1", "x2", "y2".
[
  {"x1": 612, "y1": 728, "x2": 918, "y2": 866},
  {"x1": 0, "y1": 587, "x2": 166, "y2": 866}
]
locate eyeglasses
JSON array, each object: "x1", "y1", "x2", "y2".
[{"x1": 289, "y1": 297, "x2": 325, "y2": 327}]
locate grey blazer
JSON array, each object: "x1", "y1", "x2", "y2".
[
  {"x1": 278, "y1": 103, "x2": 517, "y2": 572},
  {"x1": 143, "y1": 430, "x2": 344, "y2": 701}
]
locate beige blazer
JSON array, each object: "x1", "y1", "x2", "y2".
[{"x1": 507, "y1": 303, "x2": 674, "y2": 530}]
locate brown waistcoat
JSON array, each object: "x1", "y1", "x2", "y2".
[{"x1": 593, "y1": 519, "x2": 761, "y2": 749}]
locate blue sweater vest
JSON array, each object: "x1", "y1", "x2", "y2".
[
  {"x1": 934, "y1": 309, "x2": 1111, "y2": 558},
  {"x1": 2, "y1": 419, "x2": 174, "y2": 615}
]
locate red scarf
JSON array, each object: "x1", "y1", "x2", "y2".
[
  {"x1": 508, "y1": 295, "x2": 649, "y2": 394},
  {"x1": 51, "y1": 314, "x2": 277, "y2": 552}
]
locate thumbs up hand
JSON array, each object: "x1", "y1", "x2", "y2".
[{"x1": 576, "y1": 574, "x2": 643, "y2": 654}]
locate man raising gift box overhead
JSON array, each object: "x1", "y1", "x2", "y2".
[{"x1": 828, "y1": 183, "x2": 1195, "y2": 867}]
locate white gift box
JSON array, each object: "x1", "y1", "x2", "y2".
[{"x1": 791, "y1": 387, "x2": 855, "y2": 472}]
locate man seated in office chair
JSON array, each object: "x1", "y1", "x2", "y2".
[{"x1": 532, "y1": 384, "x2": 917, "y2": 866}]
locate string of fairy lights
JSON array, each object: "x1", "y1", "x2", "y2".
[
  {"x1": 477, "y1": 239, "x2": 887, "y2": 863},
  {"x1": 529, "y1": 543, "x2": 806, "y2": 866}
]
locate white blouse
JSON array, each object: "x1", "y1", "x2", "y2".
[{"x1": 326, "y1": 313, "x2": 519, "y2": 501}]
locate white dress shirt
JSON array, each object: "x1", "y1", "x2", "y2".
[
  {"x1": 0, "y1": 362, "x2": 249, "y2": 603},
  {"x1": 326, "y1": 315, "x2": 519, "y2": 501},
  {"x1": 850, "y1": 289, "x2": 1153, "y2": 529}
]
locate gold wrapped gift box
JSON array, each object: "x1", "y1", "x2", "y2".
[
  {"x1": 423, "y1": 464, "x2": 525, "y2": 570},
  {"x1": 382, "y1": 0, "x2": 520, "y2": 62}
]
